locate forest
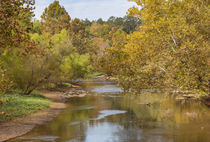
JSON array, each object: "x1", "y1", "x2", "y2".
[
  {"x1": 0, "y1": 0, "x2": 209, "y2": 139},
  {"x1": 0, "y1": 0, "x2": 208, "y2": 95},
  {"x1": 0, "y1": 0, "x2": 142, "y2": 95}
]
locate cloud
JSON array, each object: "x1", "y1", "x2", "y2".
[{"x1": 34, "y1": 0, "x2": 136, "y2": 20}]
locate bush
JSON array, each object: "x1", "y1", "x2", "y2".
[{"x1": 0, "y1": 29, "x2": 93, "y2": 95}]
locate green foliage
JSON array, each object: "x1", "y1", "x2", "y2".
[
  {"x1": 0, "y1": 27, "x2": 92, "y2": 94},
  {"x1": 96, "y1": 18, "x2": 104, "y2": 25},
  {"x1": 107, "y1": 16, "x2": 141, "y2": 34},
  {"x1": 0, "y1": 64, "x2": 13, "y2": 95},
  {"x1": 122, "y1": 16, "x2": 141, "y2": 34},
  {"x1": 82, "y1": 19, "x2": 92, "y2": 27},
  {"x1": 0, "y1": 94, "x2": 51, "y2": 122},
  {"x1": 30, "y1": 29, "x2": 92, "y2": 89},
  {"x1": 32, "y1": 20, "x2": 41, "y2": 34},
  {"x1": 1, "y1": 50, "x2": 47, "y2": 95},
  {"x1": 63, "y1": 53, "x2": 93, "y2": 79},
  {"x1": 91, "y1": 72, "x2": 104, "y2": 77}
]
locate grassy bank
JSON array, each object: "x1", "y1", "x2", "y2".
[{"x1": 0, "y1": 93, "x2": 51, "y2": 122}]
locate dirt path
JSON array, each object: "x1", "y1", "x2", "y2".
[{"x1": 0, "y1": 86, "x2": 87, "y2": 142}]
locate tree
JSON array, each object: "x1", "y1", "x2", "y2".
[
  {"x1": 106, "y1": 16, "x2": 141, "y2": 34},
  {"x1": 89, "y1": 23, "x2": 110, "y2": 38},
  {"x1": 82, "y1": 19, "x2": 92, "y2": 27},
  {"x1": 0, "y1": 0, "x2": 35, "y2": 51},
  {"x1": 41, "y1": 1, "x2": 71, "y2": 35},
  {"x1": 89, "y1": 37, "x2": 109, "y2": 69},
  {"x1": 123, "y1": 0, "x2": 210, "y2": 92},
  {"x1": 70, "y1": 18, "x2": 85, "y2": 33},
  {"x1": 98, "y1": 30, "x2": 128, "y2": 77},
  {"x1": 107, "y1": 16, "x2": 116, "y2": 27},
  {"x1": 96, "y1": 18, "x2": 104, "y2": 25},
  {"x1": 0, "y1": 0, "x2": 35, "y2": 95},
  {"x1": 113, "y1": 17, "x2": 124, "y2": 27},
  {"x1": 32, "y1": 20, "x2": 41, "y2": 34},
  {"x1": 122, "y1": 16, "x2": 141, "y2": 34},
  {"x1": 100, "y1": 0, "x2": 209, "y2": 93},
  {"x1": 70, "y1": 18, "x2": 89, "y2": 54}
]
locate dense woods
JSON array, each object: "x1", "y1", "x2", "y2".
[
  {"x1": 0, "y1": 0, "x2": 209, "y2": 100},
  {"x1": 0, "y1": 0, "x2": 142, "y2": 96}
]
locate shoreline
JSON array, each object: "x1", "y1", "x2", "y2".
[
  {"x1": 200, "y1": 96, "x2": 210, "y2": 107},
  {"x1": 98, "y1": 75, "x2": 210, "y2": 107},
  {"x1": 0, "y1": 85, "x2": 87, "y2": 142}
]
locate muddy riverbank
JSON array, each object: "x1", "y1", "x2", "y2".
[{"x1": 0, "y1": 85, "x2": 87, "y2": 142}]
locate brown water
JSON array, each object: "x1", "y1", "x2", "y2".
[{"x1": 9, "y1": 80, "x2": 210, "y2": 142}]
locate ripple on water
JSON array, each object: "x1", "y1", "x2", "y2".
[
  {"x1": 67, "y1": 106, "x2": 95, "y2": 112},
  {"x1": 68, "y1": 110, "x2": 127, "y2": 126}
]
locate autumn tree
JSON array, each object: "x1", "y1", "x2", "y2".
[
  {"x1": 123, "y1": 0, "x2": 210, "y2": 92},
  {"x1": 0, "y1": 0, "x2": 35, "y2": 51},
  {"x1": 70, "y1": 18, "x2": 85, "y2": 33},
  {"x1": 89, "y1": 23, "x2": 110, "y2": 39},
  {"x1": 69, "y1": 18, "x2": 89, "y2": 54},
  {"x1": 98, "y1": 30, "x2": 128, "y2": 77},
  {"x1": 0, "y1": 0, "x2": 35, "y2": 94},
  {"x1": 100, "y1": 0, "x2": 209, "y2": 94},
  {"x1": 41, "y1": 0, "x2": 71, "y2": 35},
  {"x1": 89, "y1": 37, "x2": 109, "y2": 70}
]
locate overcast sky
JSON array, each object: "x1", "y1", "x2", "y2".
[{"x1": 34, "y1": 0, "x2": 136, "y2": 20}]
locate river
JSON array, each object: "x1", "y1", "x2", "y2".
[{"x1": 9, "y1": 79, "x2": 210, "y2": 142}]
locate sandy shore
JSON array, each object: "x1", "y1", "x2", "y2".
[{"x1": 0, "y1": 86, "x2": 87, "y2": 142}]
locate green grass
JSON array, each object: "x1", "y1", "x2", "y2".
[
  {"x1": 88, "y1": 72, "x2": 104, "y2": 78},
  {"x1": 57, "y1": 82, "x2": 72, "y2": 88},
  {"x1": 0, "y1": 94, "x2": 51, "y2": 122}
]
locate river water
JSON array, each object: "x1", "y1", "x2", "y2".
[{"x1": 9, "y1": 80, "x2": 210, "y2": 142}]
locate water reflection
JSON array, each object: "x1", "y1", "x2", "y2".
[
  {"x1": 22, "y1": 136, "x2": 59, "y2": 141},
  {"x1": 85, "y1": 122, "x2": 124, "y2": 142},
  {"x1": 80, "y1": 80, "x2": 123, "y2": 93},
  {"x1": 91, "y1": 85, "x2": 123, "y2": 93},
  {"x1": 9, "y1": 80, "x2": 210, "y2": 142},
  {"x1": 92, "y1": 110, "x2": 127, "y2": 120}
]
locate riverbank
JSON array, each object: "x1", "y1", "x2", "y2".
[
  {"x1": 0, "y1": 85, "x2": 87, "y2": 142},
  {"x1": 200, "y1": 96, "x2": 210, "y2": 107},
  {"x1": 0, "y1": 94, "x2": 51, "y2": 123},
  {"x1": 91, "y1": 75, "x2": 118, "y2": 82}
]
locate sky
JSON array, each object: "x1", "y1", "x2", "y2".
[{"x1": 34, "y1": 0, "x2": 136, "y2": 21}]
